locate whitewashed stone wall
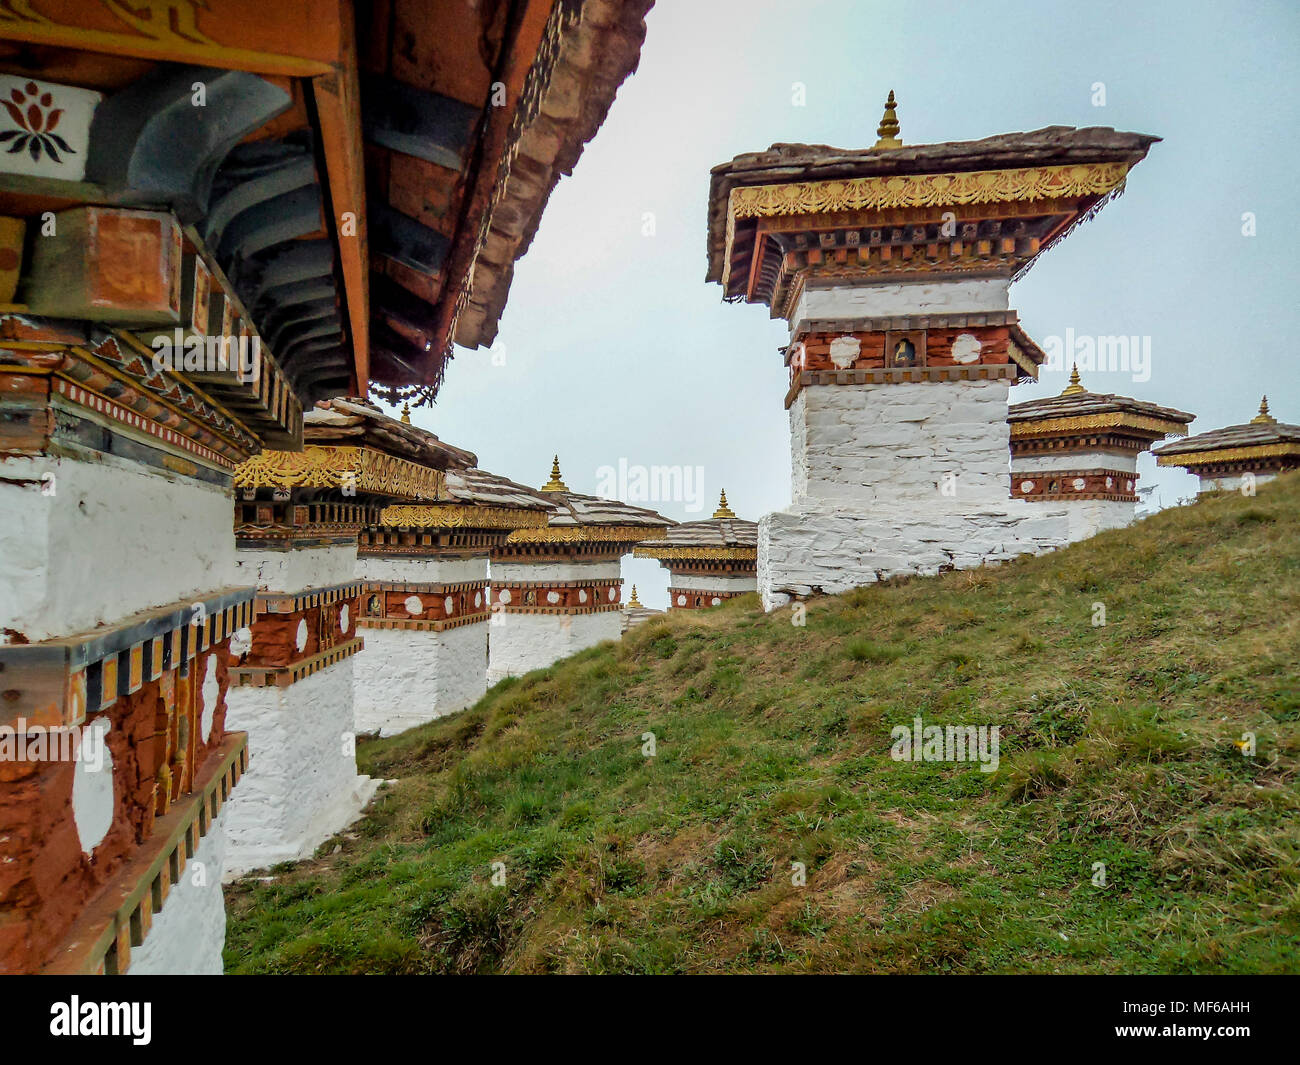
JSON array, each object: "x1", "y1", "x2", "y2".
[
  {"x1": 791, "y1": 379, "x2": 1017, "y2": 506},
  {"x1": 1198, "y1": 471, "x2": 1276, "y2": 494},
  {"x1": 235, "y1": 543, "x2": 357, "y2": 592},
  {"x1": 759, "y1": 501, "x2": 1070, "y2": 611},
  {"x1": 354, "y1": 621, "x2": 487, "y2": 736},
  {"x1": 222, "y1": 658, "x2": 378, "y2": 878},
  {"x1": 487, "y1": 609, "x2": 622, "y2": 684},
  {"x1": 130, "y1": 811, "x2": 229, "y2": 975},
  {"x1": 1061, "y1": 499, "x2": 1135, "y2": 541},
  {"x1": 1009, "y1": 455, "x2": 1139, "y2": 542},
  {"x1": 0, "y1": 452, "x2": 236, "y2": 643},
  {"x1": 760, "y1": 375, "x2": 1075, "y2": 610}
]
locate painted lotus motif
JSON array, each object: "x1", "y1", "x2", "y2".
[{"x1": 0, "y1": 81, "x2": 74, "y2": 164}]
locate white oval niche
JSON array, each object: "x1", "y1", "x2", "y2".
[
  {"x1": 72, "y1": 717, "x2": 115, "y2": 855},
  {"x1": 201, "y1": 653, "x2": 219, "y2": 742}
]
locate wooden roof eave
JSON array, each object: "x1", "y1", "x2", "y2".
[
  {"x1": 0, "y1": 1, "x2": 371, "y2": 395},
  {"x1": 417, "y1": 0, "x2": 556, "y2": 379}
]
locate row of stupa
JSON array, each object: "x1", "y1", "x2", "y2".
[
  {"x1": 121, "y1": 370, "x2": 1299, "y2": 895},
  {"x1": 0, "y1": 0, "x2": 659, "y2": 976},
  {"x1": 220, "y1": 400, "x2": 765, "y2": 879}
]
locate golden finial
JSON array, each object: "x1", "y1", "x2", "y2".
[
  {"x1": 400, "y1": 401, "x2": 411, "y2": 424},
  {"x1": 628, "y1": 585, "x2": 642, "y2": 608},
  {"x1": 540, "y1": 454, "x2": 569, "y2": 492},
  {"x1": 1061, "y1": 363, "x2": 1086, "y2": 396},
  {"x1": 713, "y1": 489, "x2": 736, "y2": 519},
  {"x1": 873, "y1": 90, "x2": 902, "y2": 150},
  {"x1": 1252, "y1": 395, "x2": 1276, "y2": 424}
]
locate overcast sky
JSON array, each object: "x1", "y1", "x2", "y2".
[{"x1": 396, "y1": 0, "x2": 1300, "y2": 609}]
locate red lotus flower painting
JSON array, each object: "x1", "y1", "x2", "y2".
[{"x1": 0, "y1": 81, "x2": 74, "y2": 164}]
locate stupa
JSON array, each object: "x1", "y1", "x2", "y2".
[
  {"x1": 224, "y1": 397, "x2": 469, "y2": 875},
  {"x1": 355, "y1": 411, "x2": 556, "y2": 735},
  {"x1": 1154, "y1": 397, "x2": 1300, "y2": 493},
  {"x1": 621, "y1": 585, "x2": 664, "y2": 632},
  {"x1": 1007, "y1": 365, "x2": 1194, "y2": 539},
  {"x1": 706, "y1": 92, "x2": 1159, "y2": 608},
  {"x1": 487, "y1": 456, "x2": 673, "y2": 681},
  {"x1": 634, "y1": 490, "x2": 758, "y2": 608},
  {"x1": 0, "y1": 0, "x2": 655, "y2": 974}
]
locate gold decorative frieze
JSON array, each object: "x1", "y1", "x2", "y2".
[
  {"x1": 380, "y1": 504, "x2": 548, "y2": 530},
  {"x1": 1005, "y1": 340, "x2": 1040, "y2": 379},
  {"x1": 634, "y1": 546, "x2": 759, "y2": 562},
  {"x1": 505, "y1": 525, "x2": 669, "y2": 544},
  {"x1": 233, "y1": 445, "x2": 445, "y2": 500},
  {"x1": 1156, "y1": 444, "x2": 1300, "y2": 467},
  {"x1": 725, "y1": 162, "x2": 1130, "y2": 287},
  {"x1": 1010, "y1": 413, "x2": 1191, "y2": 439},
  {"x1": 729, "y1": 163, "x2": 1130, "y2": 222}
]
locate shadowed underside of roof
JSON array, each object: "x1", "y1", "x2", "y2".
[{"x1": 363, "y1": 0, "x2": 655, "y2": 400}]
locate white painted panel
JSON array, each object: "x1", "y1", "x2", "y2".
[
  {"x1": 222, "y1": 658, "x2": 379, "y2": 878},
  {"x1": 354, "y1": 622, "x2": 488, "y2": 736},
  {"x1": 791, "y1": 279, "x2": 1010, "y2": 331},
  {"x1": 354, "y1": 555, "x2": 487, "y2": 584},
  {"x1": 0, "y1": 453, "x2": 236, "y2": 643},
  {"x1": 489, "y1": 559, "x2": 620, "y2": 584},
  {"x1": 130, "y1": 811, "x2": 229, "y2": 976}
]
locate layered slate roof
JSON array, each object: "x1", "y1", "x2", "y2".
[
  {"x1": 634, "y1": 493, "x2": 758, "y2": 565},
  {"x1": 303, "y1": 397, "x2": 476, "y2": 469},
  {"x1": 637, "y1": 517, "x2": 759, "y2": 551},
  {"x1": 541, "y1": 491, "x2": 676, "y2": 530},
  {"x1": 1008, "y1": 389, "x2": 1195, "y2": 430},
  {"x1": 706, "y1": 126, "x2": 1160, "y2": 286},
  {"x1": 442, "y1": 467, "x2": 557, "y2": 513},
  {"x1": 361, "y1": 0, "x2": 657, "y2": 394},
  {"x1": 1154, "y1": 400, "x2": 1300, "y2": 461},
  {"x1": 496, "y1": 456, "x2": 674, "y2": 548}
]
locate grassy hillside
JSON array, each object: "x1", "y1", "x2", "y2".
[{"x1": 225, "y1": 476, "x2": 1300, "y2": 974}]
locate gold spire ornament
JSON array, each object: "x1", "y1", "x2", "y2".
[
  {"x1": 400, "y1": 402, "x2": 411, "y2": 424},
  {"x1": 540, "y1": 455, "x2": 569, "y2": 492},
  {"x1": 713, "y1": 489, "x2": 736, "y2": 519},
  {"x1": 1061, "y1": 363, "x2": 1086, "y2": 396},
  {"x1": 628, "y1": 585, "x2": 643, "y2": 608},
  {"x1": 872, "y1": 90, "x2": 902, "y2": 150},
  {"x1": 1252, "y1": 396, "x2": 1276, "y2": 424}
]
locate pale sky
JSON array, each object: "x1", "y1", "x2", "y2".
[{"x1": 396, "y1": 0, "x2": 1300, "y2": 609}]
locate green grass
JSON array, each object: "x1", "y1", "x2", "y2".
[{"x1": 224, "y1": 475, "x2": 1300, "y2": 974}]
